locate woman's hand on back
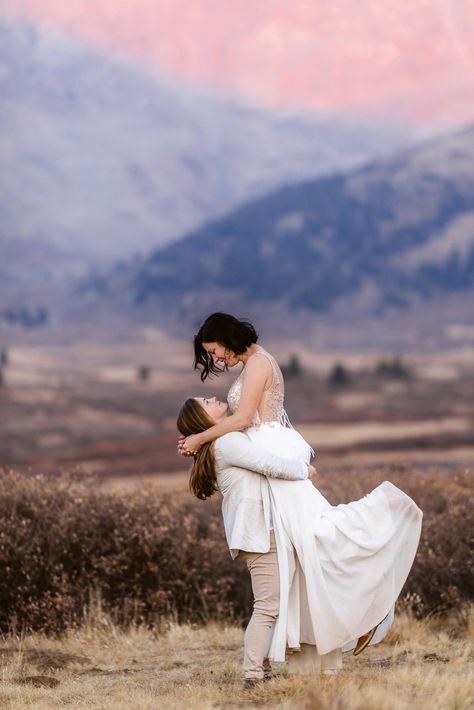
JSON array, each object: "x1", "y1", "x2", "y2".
[{"x1": 307, "y1": 464, "x2": 318, "y2": 485}]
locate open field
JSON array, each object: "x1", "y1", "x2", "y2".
[
  {"x1": 1, "y1": 334, "x2": 474, "y2": 480},
  {"x1": 0, "y1": 611, "x2": 472, "y2": 709}
]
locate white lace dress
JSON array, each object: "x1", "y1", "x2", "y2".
[{"x1": 228, "y1": 347, "x2": 423, "y2": 662}]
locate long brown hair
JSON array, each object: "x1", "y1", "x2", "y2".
[{"x1": 177, "y1": 398, "x2": 218, "y2": 500}]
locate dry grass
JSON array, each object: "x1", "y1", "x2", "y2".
[{"x1": 0, "y1": 610, "x2": 472, "y2": 709}]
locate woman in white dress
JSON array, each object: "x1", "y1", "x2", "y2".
[{"x1": 179, "y1": 313, "x2": 423, "y2": 678}]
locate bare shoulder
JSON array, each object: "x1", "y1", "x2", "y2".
[{"x1": 245, "y1": 351, "x2": 273, "y2": 374}]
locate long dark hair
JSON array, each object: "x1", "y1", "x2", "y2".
[
  {"x1": 177, "y1": 398, "x2": 218, "y2": 500},
  {"x1": 193, "y1": 312, "x2": 258, "y2": 381}
]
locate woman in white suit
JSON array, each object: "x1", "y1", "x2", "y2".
[
  {"x1": 178, "y1": 396, "x2": 318, "y2": 686},
  {"x1": 177, "y1": 395, "x2": 422, "y2": 687}
]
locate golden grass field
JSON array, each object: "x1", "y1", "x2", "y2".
[{"x1": 0, "y1": 609, "x2": 472, "y2": 709}]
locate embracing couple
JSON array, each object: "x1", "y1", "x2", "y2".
[{"x1": 177, "y1": 312, "x2": 423, "y2": 688}]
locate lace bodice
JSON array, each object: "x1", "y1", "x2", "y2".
[{"x1": 227, "y1": 347, "x2": 291, "y2": 427}]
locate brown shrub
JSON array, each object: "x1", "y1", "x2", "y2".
[
  {"x1": 0, "y1": 465, "x2": 472, "y2": 633},
  {"x1": 0, "y1": 469, "x2": 250, "y2": 633}
]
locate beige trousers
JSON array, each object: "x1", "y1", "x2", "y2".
[
  {"x1": 239, "y1": 531, "x2": 279, "y2": 680},
  {"x1": 239, "y1": 531, "x2": 343, "y2": 679}
]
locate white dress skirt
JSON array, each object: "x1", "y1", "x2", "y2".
[{"x1": 244, "y1": 422, "x2": 423, "y2": 662}]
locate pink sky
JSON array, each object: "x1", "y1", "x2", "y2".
[{"x1": 2, "y1": 0, "x2": 474, "y2": 126}]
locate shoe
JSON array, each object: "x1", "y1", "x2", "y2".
[
  {"x1": 352, "y1": 625, "x2": 378, "y2": 656},
  {"x1": 243, "y1": 678, "x2": 265, "y2": 690},
  {"x1": 262, "y1": 657, "x2": 272, "y2": 681},
  {"x1": 353, "y1": 611, "x2": 391, "y2": 657}
]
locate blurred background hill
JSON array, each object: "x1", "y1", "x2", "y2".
[
  {"x1": 103, "y1": 124, "x2": 474, "y2": 336},
  {"x1": 0, "y1": 2, "x2": 472, "y2": 346},
  {"x1": 0, "y1": 13, "x2": 414, "y2": 334}
]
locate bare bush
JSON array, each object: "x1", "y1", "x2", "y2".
[
  {"x1": 329, "y1": 362, "x2": 350, "y2": 386},
  {"x1": 0, "y1": 465, "x2": 471, "y2": 634},
  {"x1": 0, "y1": 470, "x2": 250, "y2": 633}
]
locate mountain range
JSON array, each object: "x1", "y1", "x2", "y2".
[
  {"x1": 108, "y1": 124, "x2": 474, "y2": 327},
  {"x1": 0, "y1": 13, "x2": 418, "y2": 328},
  {"x1": 2, "y1": 13, "x2": 473, "y2": 342},
  {"x1": 0, "y1": 13, "x2": 409, "y2": 265}
]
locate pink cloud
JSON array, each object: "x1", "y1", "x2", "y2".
[{"x1": 2, "y1": 0, "x2": 474, "y2": 125}]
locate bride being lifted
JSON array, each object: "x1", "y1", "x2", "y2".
[{"x1": 178, "y1": 312, "x2": 422, "y2": 683}]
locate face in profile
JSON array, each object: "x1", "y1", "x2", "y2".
[
  {"x1": 202, "y1": 342, "x2": 240, "y2": 368},
  {"x1": 195, "y1": 396, "x2": 228, "y2": 423}
]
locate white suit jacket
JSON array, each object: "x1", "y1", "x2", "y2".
[{"x1": 214, "y1": 431, "x2": 308, "y2": 558}]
